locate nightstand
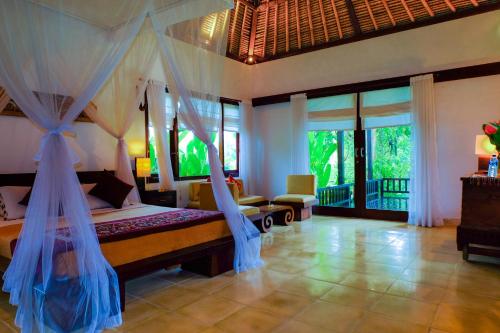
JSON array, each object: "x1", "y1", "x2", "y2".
[{"x1": 139, "y1": 189, "x2": 177, "y2": 208}]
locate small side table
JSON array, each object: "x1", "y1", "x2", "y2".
[{"x1": 139, "y1": 189, "x2": 177, "y2": 208}]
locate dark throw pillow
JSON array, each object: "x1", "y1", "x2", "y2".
[
  {"x1": 88, "y1": 171, "x2": 134, "y2": 209},
  {"x1": 18, "y1": 188, "x2": 32, "y2": 206}
]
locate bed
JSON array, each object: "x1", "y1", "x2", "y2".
[{"x1": 0, "y1": 171, "x2": 235, "y2": 311}]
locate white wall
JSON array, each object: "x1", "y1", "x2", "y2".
[
  {"x1": 251, "y1": 11, "x2": 500, "y2": 97},
  {"x1": 435, "y1": 75, "x2": 500, "y2": 218},
  {"x1": 254, "y1": 74, "x2": 500, "y2": 219}
]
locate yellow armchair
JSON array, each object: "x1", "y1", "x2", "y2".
[
  {"x1": 273, "y1": 174, "x2": 319, "y2": 221},
  {"x1": 199, "y1": 182, "x2": 259, "y2": 216}
]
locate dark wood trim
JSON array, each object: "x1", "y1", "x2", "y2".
[
  {"x1": 312, "y1": 205, "x2": 408, "y2": 221},
  {"x1": 252, "y1": 61, "x2": 500, "y2": 106},
  {"x1": 237, "y1": 4, "x2": 500, "y2": 65},
  {"x1": 344, "y1": 0, "x2": 362, "y2": 35}
]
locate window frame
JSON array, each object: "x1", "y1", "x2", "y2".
[{"x1": 144, "y1": 90, "x2": 240, "y2": 182}]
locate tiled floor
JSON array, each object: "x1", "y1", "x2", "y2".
[{"x1": 0, "y1": 215, "x2": 499, "y2": 332}]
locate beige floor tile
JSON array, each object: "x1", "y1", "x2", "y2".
[
  {"x1": 441, "y1": 290, "x2": 500, "y2": 316},
  {"x1": 400, "y1": 269, "x2": 451, "y2": 288},
  {"x1": 277, "y1": 277, "x2": 334, "y2": 298},
  {"x1": 215, "y1": 307, "x2": 286, "y2": 333},
  {"x1": 370, "y1": 294, "x2": 437, "y2": 326},
  {"x1": 126, "y1": 312, "x2": 208, "y2": 333},
  {"x1": 274, "y1": 320, "x2": 335, "y2": 333},
  {"x1": 177, "y1": 296, "x2": 244, "y2": 326},
  {"x1": 199, "y1": 327, "x2": 226, "y2": 333},
  {"x1": 447, "y1": 274, "x2": 500, "y2": 299},
  {"x1": 408, "y1": 259, "x2": 457, "y2": 274},
  {"x1": 126, "y1": 275, "x2": 174, "y2": 298},
  {"x1": 145, "y1": 285, "x2": 205, "y2": 311},
  {"x1": 353, "y1": 312, "x2": 428, "y2": 333},
  {"x1": 387, "y1": 280, "x2": 446, "y2": 304},
  {"x1": 179, "y1": 274, "x2": 234, "y2": 294},
  {"x1": 0, "y1": 320, "x2": 16, "y2": 333},
  {"x1": 295, "y1": 300, "x2": 364, "y2": 332},
  {"x1": 265, "y1": 257, "x2": 315, "y2": 274},
  {"x1": 120, "y1": 297, "x2": 163, "y2": 331},
  {"x1": 432, "y1": 303, "x2": 499, "y2": 333},
  {"x1": 213, "y1": 280, "x2": 274, "y2": 304},
  {"x1": 250, "y1": 291, "x2": 313, "y2": 317},
  {"x1": 338, "y1": 272, "x2": 396, "y2": 293},
  {"x1": 304, "y1": 266, "x2": 352, "y2": 283},
  {"x1": 320, "y1": 284, "x2": 382, "y2": 308}
]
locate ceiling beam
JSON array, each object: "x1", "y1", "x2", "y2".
[
  {"x1": 273, "y1": 2, "x2": 278, "y2": 55},
  {"x1": 380, "y1": 0, "x2": 396, "y2": 26},
  {"x1": 400, "y1": 0, "x2": 415, "y2": 22},
  {"x1": 318, "y1": 0, "x2": 330, "y2": 40},
  {"x1": 444, "y1": 0, "x2": 456, "y2": 12},
  {"x1": 470, "y1": 0, "x2": 479, "y2": 6},
  {"x1": 285, "y1": 0, "x2": 289, "y2": 52},
  {"x1": 263, "y1": 4, "x2": 269, "y2": 57},
  {"x1": 239, "y1": 5, "x2": 248, "y2": 56},
  {"x1": 330, "y1": 0, "x2": 343, "y2": 38},
  {"x1": 306, "y1": 0, "x2": 316, "y2": 45},
  {"x1": 228, "y1": 0, "x2": 240, "y2": 52},
  {"x1": 248, "y1": 7, "x2": 258, "y2": 57},
  {"x1": 345, "y1": 0, "x2": 362, "y2": 35},
  {"x1": 295, "y1": 0, "x2": 302, "y2": 48},
  {"x1": 364, "y1": 0, "x2": 378, "y2": 30},
  {"x1": 420, "y1": 0, "x2": 434, "y2": 17}
]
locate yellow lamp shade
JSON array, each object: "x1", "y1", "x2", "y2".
[
  {"x1": 136, "y1": 157, "x2": 151, "y2": 178},
  {"x1": 475, "y1": 135, "x2": 497, "y2": 156}
]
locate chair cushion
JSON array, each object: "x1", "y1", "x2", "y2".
[
  {"x1": 239, "y1": 195, "x2": 266, "y2": 206},
  {"x1": 239, "y1": 205, "x2": 260, "y2": 216},
  {"x1": 273, "y1": 194, "x2": 317, "y2": 204},
  {"x1": 186, "y1": 201, "x2": 200, "y2": 209},
  {"x1": 286, "y1": 175, "x2": 316, "y2": 195},
  {"x1": 234, "y1": 179, "x2": 245, "y2": 196}
]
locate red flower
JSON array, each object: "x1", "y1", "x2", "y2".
[{"x1": 484, "y1": 124, "x2": 497, "y2": 135}]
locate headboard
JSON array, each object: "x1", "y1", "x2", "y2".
[{"x1": 0, "y1": 171, "x2": 110, "y2": 187}]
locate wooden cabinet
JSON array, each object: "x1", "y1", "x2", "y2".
[
  {"x1": 139, "y1": 190, "x2": 177, "y2": 208},
  {"x1": 458, "y1": 177, "x2": 500, "y2": 260}
]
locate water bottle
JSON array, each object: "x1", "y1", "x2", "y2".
[{"x1": 488, "y1": 155, "x2": 498, "y2": 177}]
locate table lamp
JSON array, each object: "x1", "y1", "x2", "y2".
[
  {"x1": 136, "y1": 157, "x2": 151, "y2": 189},
  {"x1": 475, "y1": 135, "x2": 497, "y2": 172}
]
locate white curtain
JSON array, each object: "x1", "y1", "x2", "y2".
[
  {"x1": 151, "y1": 5, "x2": 263, "y2": 273},
  {"x1": 239, "y1": 100, "x2": 255, "y2": 194},
  {"x1": 0, "y1": 1, "x2": 149, "y2": 331},
  {"x1": 290, "y1": 93, "x2": 310, "y2": 174},
  {"x1": 146, "y1": 80, "x2": 176, "y2": 191},
  {"x1": 88, "y1": 21, "x2": 160, "y2": 203},
  {"x1": 409, "y1": 74, "x2": 443, "y2": 227}
]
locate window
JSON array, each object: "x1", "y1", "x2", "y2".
[{"x1": 146, "y1": 92, "x2": 240, "y2": 180}]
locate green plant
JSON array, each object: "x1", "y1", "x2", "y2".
[
  {"x1": 179, "y1": 130, "x2": 217, "y2": 177},
  {"x1": 308, "y1": 131, "x2": 337, "y2": 188},
  {"x1": 483, "y1": 122, "x2": 500, "y2": 153}
]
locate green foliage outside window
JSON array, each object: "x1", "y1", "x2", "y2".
[
  {"x1": 370, "y1": 125, "x2": 411, "y2": 179},
  {"x1": 308, "y1": 127, "x2": 410, "y2": 190},
  {"x1": 179, "y1": 130, "x2": 219, "y2": 177}
]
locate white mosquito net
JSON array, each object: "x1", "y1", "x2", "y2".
[{"x1": 0, "y1": 0, "x2": 261, "y2": 331}]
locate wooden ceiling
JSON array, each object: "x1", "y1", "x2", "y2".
[{"x1": 226, "y1": 0, "x2": 500, "y2": 64}]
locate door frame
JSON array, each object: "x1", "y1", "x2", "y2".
[{"x1": 312, "y1": 92, "x2": 409, "y2": 222}]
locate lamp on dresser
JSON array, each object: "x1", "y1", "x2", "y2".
[{"x1": 135, "y1": 157, "x2": 176, "y2": 208}]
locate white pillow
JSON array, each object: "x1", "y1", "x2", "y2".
[
  {"x1": 80, "y1": 183, "x2": 112, "y2": 210},
  {"x1": 0, "y1": 186, "x2": 30, "y2": 221}
]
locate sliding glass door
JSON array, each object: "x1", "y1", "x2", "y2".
[{"x1": 310, "y1": 87, "x2": 411, "y2": 221}]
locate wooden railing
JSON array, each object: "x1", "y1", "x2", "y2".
[{"x1": 317, "y1": 178, "x2": 410, "y2": 209}]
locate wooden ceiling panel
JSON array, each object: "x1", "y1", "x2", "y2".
[{"x1": 227, "y1": 0, "x2": 500, "y2": 63}]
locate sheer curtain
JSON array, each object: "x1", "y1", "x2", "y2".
[
  {"x1": 0, "y1": 1, "x2": 149, "y2": 331},
  {"x1": 290, "y1": 93, "x2": 310, "y2": 174},
  {"x1": 151, "y1": 5, "x2": 263, "y2": 273},
  {"x1": 239, "y1": 100, "x2": 255, "y2": 194},
  {"x1": 409, "y1": 74, "x2": 443, "y2": 227},
  {"x1": 88, "y1": 20, "x2": 160, "y2": 203},
  {"x1": 147, "y1": 80, "x2": 176, "y2": 191}
]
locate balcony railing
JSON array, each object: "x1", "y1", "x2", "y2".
[{"x1": 317, "y1": 178, "x2": 410, "y2": 211}]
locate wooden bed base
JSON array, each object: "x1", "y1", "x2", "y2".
[
  {"x1": 116, "y1": 236, "x2": 234, "y2": 310},
  {"x1": 0, "y1": 171, "x2": 236, "y2": 311}
]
